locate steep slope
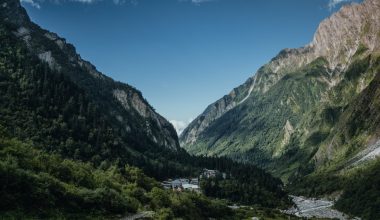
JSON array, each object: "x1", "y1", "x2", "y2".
[
  {"x1": 181, "y1": 0, "x2": 380, "y2": 179},
  {"x1": 0, "y1": 0, "x2": 188, "y2": 179},
  {"x1": 2, "y1": 0, "x2": 179, "y2": 152},
  {"x1": 0, "y1": 1, "x2": 292, "y2": 218}
]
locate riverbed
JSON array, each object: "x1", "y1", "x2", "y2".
[{"x1": 285, "y1": 196, "x2": 360, "y2": 220}]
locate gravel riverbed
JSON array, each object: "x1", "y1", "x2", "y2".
[{"x1": 285, "y1": 195, "x2": 360, "y2": 220}]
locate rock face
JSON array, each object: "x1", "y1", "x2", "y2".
[
  {"x1": 2, "y1": 0, "x2": 179, "y2": 151},
  {"x1": 180, "y1": 0, "x2": 380, "y2": 178}
]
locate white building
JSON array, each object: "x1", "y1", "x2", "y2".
[{"x1": 182, "y1": 183, "x2": 200, "y2": 192}]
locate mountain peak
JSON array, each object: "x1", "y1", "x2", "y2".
[
  {"x1": 1, "y1": 0, "x2": 30, "y2": 25},
  {"x1": 310, "y1": 0, "x2": 380, "y2": 68}
]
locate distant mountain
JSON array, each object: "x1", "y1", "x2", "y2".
[{"x1": 181, "y1": 0, "x2": 380, "y2": 192}]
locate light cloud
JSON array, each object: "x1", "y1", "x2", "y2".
[
  {"x1": 179, "y1": 0, "x2": 217, "y2": 6},
  {"x1": 328, "y1": 0, "x2": 355, "y2": 10},
  {"x1": 71, "y1": 0, "x2": 96, "y2": 3},
  {"x1": 20, "y1": 0, "x2": 217, "y2": 8},
  {"x1": 113, "y1": 0, "x2": 127, "y2": 5},
  {"x1": 20, "y1": 0, "x2": 41, "y2": 9},
  {"x1": 191, "y1": 0, "x2": 215, "y2": 3},
  {"x1": 20, "y1": 0, "x2": 133, "y2": 8},
  {"x1": 170, "y1": 119, "x2": 193, "y2": 135}
]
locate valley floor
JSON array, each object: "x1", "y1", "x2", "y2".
[{"x1": 285, "y1": 196, "x2": 360, "y2": 220}]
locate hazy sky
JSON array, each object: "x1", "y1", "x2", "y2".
[{"x1": 21, "y1": 0, "x2": 361, "y2": 133}]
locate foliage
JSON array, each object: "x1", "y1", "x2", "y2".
[
  {"x1": 200, "y1": 167, "x2": 290, "y2": 208},
  {"x1": 0, "y1": 131, "x2": 149, "y2": 218},
  {"x1": 184, "y1": 56, "x2": 331, "y2": 175},
  {"x1": 353, "y1": 43, "x2": 369, "y2": 58},
  {"x1": 334, "y1": 160, "x2": 380, "y2": 220},
  {"x1": 0, "y1": 20, "x2": 289, "y2": 211},
  {"x1": 0, "y1": 15, "x2": 293, "y2": 219},
  {"x1": 0, "y1": 130, "x2": 261, "y2": 219}
]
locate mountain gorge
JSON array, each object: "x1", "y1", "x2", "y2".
[
  {"x1": 2, "y1": 0, "x2": 380, "y2": 218},
  {"x1": 0, "y1": 0, "x2": 293, "y2": 219}
]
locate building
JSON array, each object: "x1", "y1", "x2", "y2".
[
  {"x1": 200, "y1": 169, "x2": 227, "y2": 179},
  {"x1": 161, "y1": 177, "x2": 200, "y2": 191},
  {"x1": 161, "y1": 181, "x2": 172, "y2": 189},
  {"x1": 171, "y1": 179, "x2": 182, "y2": 188},
  {"x1": 201, "y1": 169, "x2": 218, "y2": 178},
  {"x1": 190, "y1": 178, "x2": 199, "y2": 185},
  {"x1": 201, "y1": 169, "x2": 227, "y2": 179},
  {"x1": 182, "y1": 183, "x2": 200, "y2": 193},
  {"x1": 179, "y1": 178, "x2": 189, "y2": 184}
]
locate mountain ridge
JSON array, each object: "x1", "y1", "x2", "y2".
[
  {"x1": 180, "y1": 0, "x2": 380, "y2": 178},
  {"x1": 2, "y1": 0, "x2": 180, "y2": 151},
  {"x1": 181, "y1": 0, "x2": 380, "y2": 149}
]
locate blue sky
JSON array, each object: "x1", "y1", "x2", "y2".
[{"x1": 21, "y1": 0, "x2": 361, "y2": 133}]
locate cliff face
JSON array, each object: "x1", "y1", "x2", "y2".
[
  {"x1": 181, "y1": 0, "x2": 380, "y2": 178},
  {"x1": 2, "y1": 0, "x2": 179, "y2": 151},
  {"x1": 311, "y1": 0, "x2": 380, "y2": 67}
]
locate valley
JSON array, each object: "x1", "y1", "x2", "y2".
[
  {"x1": 0, "y1": 0, "x2": 289, "y2": 219},
  {"x1": 0, "y1": 0, "x2": 379, "y2": 219}
]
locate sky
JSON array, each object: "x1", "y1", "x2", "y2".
[{"x1": 21, "y1": 0, "x2": 361, "y2": 134}]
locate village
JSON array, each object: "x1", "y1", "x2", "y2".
[{"x1": 161, "y1": 169, "x2": 226, "y2": 193}]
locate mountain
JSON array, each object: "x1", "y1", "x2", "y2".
[
  {"x1": 2, "y1": 0, "x2": 179, "y2": 151},
  {"x1": 0, "y1": 0, "x2": 291, "y2": 218},
  {"x1": 181, "y1": 1, "x2": 380, "y2": 218},
  {"x1": 181, "y1": 0, "x2": 380, "y2": 191},
  {"x1": 0, "y1": 0, "x2": 188, "y2": 180}
]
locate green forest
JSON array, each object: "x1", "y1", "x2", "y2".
[
  {"x1": 0, "y1": 128, "x2": 239, "y2": 219},
  {"x1": 0, "y1": 18, "x2": 291, "y2": 219},
  {"x1": 2, "y1": 0, "x2": 380, "y2": 219}
]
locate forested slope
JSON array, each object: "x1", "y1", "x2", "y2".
[{"x1": 0, "y1": 1, "x2": 291, "y2": 218}]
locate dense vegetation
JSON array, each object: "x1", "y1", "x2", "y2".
[
  {"x1": 200, "y1": 169, "x2": 289, "y2": 208},
  {"x1": 182, "y1": 31, "x2": 380, "y2": 218},
  {"x1": 2, "y1": 0, "x2": 379, "y2": 219},
  {"x1": 0, "y1": 128, "x2": 245, "y2": 219},
  {"x1": 335, "y1": 160, "x2": 380, "y2": 220},
  {"x1": 0, "y1": 21, "x2": 185, "y2": 180},
  {"x1": 0, "y1": 8, "x2": 291, "y2": 218},
  {"x1": 185, "y1": 57, "x2": 331, "y2": 176}
]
